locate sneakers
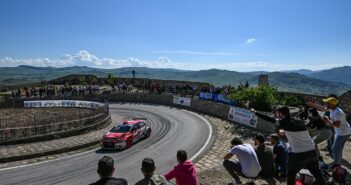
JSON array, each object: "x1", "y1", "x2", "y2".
[
  {"x1": 245, "y1": 179, "x2": 255, "y2": 185},
  {"x1": 228, "y1": 178, "x2": 255, "y2": 185},
  {"x1": 228, "y1": 179, "x2": 242, "y2": 185}
]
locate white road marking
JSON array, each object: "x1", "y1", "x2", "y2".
[{"x1": 183, "y1": 110, "x2": 213, "y2": 161}]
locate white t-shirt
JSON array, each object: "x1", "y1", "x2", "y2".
[
  {"x1": 331, "y1": 107, "x2": 351, "y2": 136},
  {"x1": 230, "y1": 144, "x2": 262, "y2": 177}
]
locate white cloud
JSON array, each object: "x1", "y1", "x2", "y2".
[
  {"x1": 0, "y1": 50, "x2": 189, "y2": 69},
  {"x1": 0, "y1": 50, "x2": 343, "y2": 72},
  {"x1": 246, "y1": 38, "x2": 256, "y2": 44}
]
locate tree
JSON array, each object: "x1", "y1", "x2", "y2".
[
  {"x1": 79, "y1": 76, "x2": 88, "y2": 85},
  {"x1": 107, "y1": 73, "x2": 117, "y2": 87},
  {"x1": 229, "y1": 85, "x2": 278, "y2": 111},
  {"x1": 245, "y1": 81, "x2": 249, "y2": 88}
]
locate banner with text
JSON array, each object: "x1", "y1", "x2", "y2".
[
  {"x1": 24, "y1": 100, "x2": 104, "y2": 109},
  {"x1": 199, "y1": 92, "x2": 236, "y2": 105},
  {"x1": 173, "y1": 96, "x2": 191, "y2": 107},
  {"x1": 228, "y1": 106, "x2": 257, "y2": 128}
]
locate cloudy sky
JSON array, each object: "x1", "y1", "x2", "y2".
[{"x1": 0, "y1": 0, "x2": 350, "y2": 72}]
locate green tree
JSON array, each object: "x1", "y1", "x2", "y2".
[
  {"x1": 107, "y1": 73, "x2": 117, "y2": 87},
  {"x1": 79, "y1": 76, "x2": 88, "y2": 85},
  {"x1": 229, "y1": 85, "x2": 278, "y2": 111}
]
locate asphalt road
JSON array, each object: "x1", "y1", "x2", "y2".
[{"x1": 0, "y1": 103, "x2": 212, "y2": 185}]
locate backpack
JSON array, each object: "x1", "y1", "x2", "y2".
[
  {"x1": 332, "y1": 165, "x2": 347, "y2": 183},
  {"x1": 150, "y1": 175, "x2": 169, "y2": 185},
  {"x1": 296, "y1": 169, "x2": 315, "y2": 185}
]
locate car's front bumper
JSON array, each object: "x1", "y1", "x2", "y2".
[{"x1": 101, "y1": 140, "x2": 126, "y2": 149}]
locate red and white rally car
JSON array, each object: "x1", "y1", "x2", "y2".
[{"x1": 100, "y1": 118, "x2": 152, "y2": 150}]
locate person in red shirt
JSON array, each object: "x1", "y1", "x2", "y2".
[{"x1": 163, "y1": 150, "x2": 198, "y2": 185}]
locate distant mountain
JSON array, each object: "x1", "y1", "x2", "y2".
[
  {"x1": 308, "y1": 66, "x2": 351, "y2": 84},
  {"x1": 245, "y1": 72, "x2": 351, "y2": 95},
  {"x1": 0, "y1": 65, "x2": 350, "y2": 95},
  {"x1": 283, "y1": 69, "x2": 315, "y2": 75}
]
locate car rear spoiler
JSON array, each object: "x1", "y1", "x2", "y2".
[{"x1": 133, "y1": 118, "x2": 147, "y2": 121}]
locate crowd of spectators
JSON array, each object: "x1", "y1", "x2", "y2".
[
  {"x1": 8, "y1": 79, "x2": 238, "y2": 100},
  {"x1": 10, "y1": 85, "x2": 101, "y2": 99}
]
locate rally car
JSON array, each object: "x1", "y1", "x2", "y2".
[{"x1": 100, "y1": 118, "x2": 151, "y2": 150}]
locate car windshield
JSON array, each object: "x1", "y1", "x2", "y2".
[{"x1": 110, "y1": 124, "x2": 131, "y2": 133}]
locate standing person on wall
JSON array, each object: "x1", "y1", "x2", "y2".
[{"x1": 321, "y1": 97, "x2": 351, "y2": 166}]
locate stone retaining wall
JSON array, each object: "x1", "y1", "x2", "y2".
[{"x1": 3, "y1": 90, "x2": 351, "y2": 135}]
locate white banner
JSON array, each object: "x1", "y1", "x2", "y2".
[
  {"x1": 228, "y1": 107, "x2": 257, "y2": 128},
  {"x1": 173, "y1": 96, "x2": 191, "y2": 107},
  {"x1": 24, "y1": 100, "x2": 104, "y2": 109}
]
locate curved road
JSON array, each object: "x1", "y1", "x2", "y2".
[{"x1": 0, "y1": 104, "x2": 212, "y2": 185}]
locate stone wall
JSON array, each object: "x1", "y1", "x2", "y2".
[{"x1": 339, "y1": 90, "x2": 351, "y2": 121}]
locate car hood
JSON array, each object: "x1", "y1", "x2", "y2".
[{"x1": 103, "y1": 132, "x2": 127, "y2": 139}]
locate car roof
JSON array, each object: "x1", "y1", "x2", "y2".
[{"x1": 119, "y1": 120, "x2": 145, "y2": 125}]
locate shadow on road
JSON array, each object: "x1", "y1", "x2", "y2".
[{"x1": 95, "y1": 148, "x2": 124, "y2": 154}]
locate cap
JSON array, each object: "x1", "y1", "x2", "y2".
[{"x1": 322, "y1": 97, "x2": 338, "y2": 106}]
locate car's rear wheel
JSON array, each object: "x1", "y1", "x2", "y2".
[{"x1": 126, "y1": 138, "x2": 133, "y2": 149}]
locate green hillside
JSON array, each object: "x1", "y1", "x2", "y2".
[{"x1": 0, "y1": 65, "x2": 350, "y2": 95}]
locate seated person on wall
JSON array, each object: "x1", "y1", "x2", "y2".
[
  {"x1": 270, "y1": 134, "x2": 288, "y2": 178},
  {"x1": 163, "y1": 150, "x2": 198, "y2": 185},
  {"x1": 223, "y1": 137, "x2": 261, "y2": 185},
  {"x1": 135, "y1": 158, "x2": 170, "y2": 185},
  {"x1": 90, "y1": 156, "x2": 128, "y2": 185},
  {"x1": 254, "y1": 134, "x2": 275, "y2": 179}
]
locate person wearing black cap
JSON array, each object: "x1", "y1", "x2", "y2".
[
  {"x1": 254, "y1": 134, "x2": 274, "y2": 179},
  {"x1": 135, "y1": 158, "x2": 169, "y2": 185},
  {"x1": 251, "y1": 106, "x2": 327, "y2": 185},
  {"x1": 90, "y1": 156, "x2": 128, "y2": 185}
]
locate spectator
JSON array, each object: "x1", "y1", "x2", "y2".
[
  {"x1": 322, "y1": 97, "x2": 351, "y2": 166},
  {"x1": 163, "y1": 150, "x2": 198, "y2": 185},
  {"x1": 308, "y1": 94, "x2": 338, "y2": 155},
  {"x1": 135, "y1": 158, "x2": 169, "y2": 185},
  {"x1": 305, "y1": 107, "x2": 332, "y2": 161},
  {"x1": 254, "y1": 134, "x2": 275, "y2": 179},
  {"x1": 223, "y1": 137, "x2": 261, "y2": 185},
  {"x1": 252, "y1": 106, "x2": 327, "y2": 185},
  {"x1": 90, "y1": 156, "x2": 128, "y2": 185},
  {"x1": 270, "y1": 134, "x2": 288, "y2": 178}
]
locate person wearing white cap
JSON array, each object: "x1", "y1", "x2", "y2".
[{"x1": 322, "y1": 97, "x2": 351, "y2": 165}]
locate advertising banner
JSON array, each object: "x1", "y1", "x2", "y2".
[
  {"x1": 199, "y1": 92, "x2": 236, "y2": 106},
  {"x1": 199, "y1": 92, "x2": 213, "y2": 100},
  {"x1": 24, "y1": 100, "x2": 104, "y2": 109},
  {"x1": 228, "y1": 106, "x2": 257, "y2": 128},
  {"x1": 173, "y1": 96, "x2": 191, "y2": 107}
]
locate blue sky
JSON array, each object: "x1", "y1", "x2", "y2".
[{"x1": 0, "y1": 0, "x2": 350, "y2": 71}]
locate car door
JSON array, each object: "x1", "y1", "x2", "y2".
[
  {"x1": 132, "y1": 124, "x2": 141, "y2": 141},
  {"x1": 138, "y1": 122, "x2": 146, "y2": 136}
]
